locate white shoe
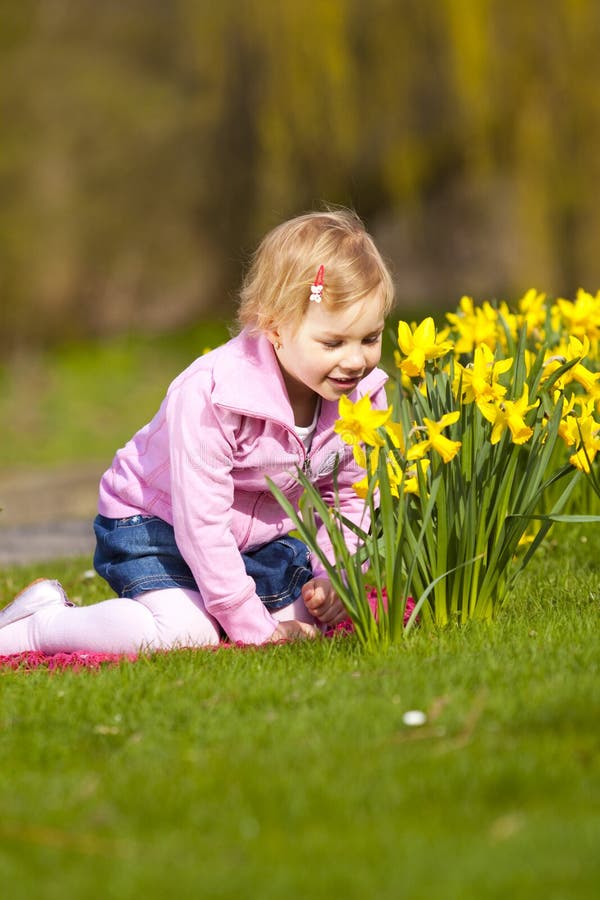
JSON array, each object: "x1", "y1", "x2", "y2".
[{"x1": 0, "y1": 578, "x2": 74, "y2": 628}]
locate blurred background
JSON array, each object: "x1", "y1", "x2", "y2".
[{"x1": 1, "y1": 0, "x2": 600, "y2": 547}]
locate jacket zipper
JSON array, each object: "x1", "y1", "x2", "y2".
[
  {"x1": 215, "y1": 400, "x2": 335, "y2": 478},
  {"x1": 302, "y1": 454, "x2": 313, "y2": 479}
]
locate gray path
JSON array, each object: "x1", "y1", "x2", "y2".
[
  {"x1": 0, "y1": 462, "x2": 100, "y2": 566},
  {"x1": 0, "y1": 519, "x2": 95, "y2": 566}
]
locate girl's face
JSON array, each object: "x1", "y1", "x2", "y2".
[{"x1": 268, "y1": 287, "x2": 386, "y2": 424}]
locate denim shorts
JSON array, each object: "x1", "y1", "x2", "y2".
[{"x1": 93, "y1": 514, "x2": 313, "y2": 611}]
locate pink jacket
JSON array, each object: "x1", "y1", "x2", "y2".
[{"x1": 98, "y1": 329, "x2": 388, "y2": 643}]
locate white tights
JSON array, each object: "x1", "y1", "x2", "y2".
[{"x1": 0, "y1": 588, "x2": 316, "y2": 655}]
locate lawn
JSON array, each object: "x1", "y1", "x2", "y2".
[
  {"x1": 1, "y1": 318, "x2": 599, "y2": 897},
  {"x1": 1, "y1": 523, "x2": 599, "y2": 899},
  {"x1": 0, "y1": 322, "x2": 232, "y2": 469}
]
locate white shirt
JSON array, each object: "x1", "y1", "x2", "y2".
[{"x1": 293, "y1": 400, "x2": 321, "y2": 451}]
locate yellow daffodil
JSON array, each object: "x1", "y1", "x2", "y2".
[
  {"x1": 553, "y1": 390, "x2": 577, "y2": 419},
  {"x1": 383, "y1": 420, "x2": 407, "y2": 454},
  {"x1": 542, "y1": 335, "x2": 600, "y2": 395},
  {"x1": 352, "y1": 443, "x2": 374, "y2": 499},
  {"x1": 541, "y1": 347, "x2": 571, "y2": 392},
  {"x1": 567, "y1": 336, "x2": 600, "y2": 395},
  {"x1": 352, "y1": 444, "x2": 404, "y2": 498},
  {"x1": 517, "y1": 528, "x2": 536, "y2": 549},
  {"x1": 395, "y1": 317, "x2": 454, "y2": 378},
  {"x1": 558, "y1": 399, "x2": 599, "y2": 461},
  {"x1": 555, "y1": 289, "x2": 600, "y2": 343},
  {"x1": 400, "y1": 371, "x2": 416, "y2": 394},
  {"x1": 523, "y1": 349, "x2": 537, "y2": 376},
  {"x1": 446, "y1": 296, "x2": 499, "y2": 354},
  {"x1": 558, "y1": 414, "x2": 583, "y2": 448},
  {"x1": 553, "y1": 396, "x2": 581, "y2": 441},
  {"x1": 401, "y1": 458, "x2": 431, "y2": 495},
  {"x1": 455, "y1": 343, "x2": 513, "y2": 407},
  {"x1": 352, "y1": 422, "x2": 430, "y2": 498},
  {"x1": 567, "y1": 412, "x2": 600, "y2": 473},
  {"x1": 517, "y1": 288, "x2": 548, "y2": 340},
  {"x1": 334, "y1": 394, "x2": 392, "y2": 447},
  {"x1": 407, "y1": 411, "x2": 462, "y2": 463},
  {"x1": 513, "y1": 524, "x2": 543, "y2": 559},
  {"x1": 351, "y1": 474, "x2": 370, "y2": 499},
  {"x1": 478, "y1": 384, "x2": 539, "y2": 445},
  {"x1": 387, "y1": 455, "x2": 408, "y2": 496},
  {"x1": 497, "y1": 301, "x2": 520, "y2": 349}
]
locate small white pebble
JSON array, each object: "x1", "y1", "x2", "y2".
[
  {"x1": 81, "y1": 569, "x2": 97, "y2": 580},
  {"x1": 93, "y1": 725, "x2": 120, "y2": 735},
  {"x1": 402, "y1": 709, "x2": 427, "y2": 727}
]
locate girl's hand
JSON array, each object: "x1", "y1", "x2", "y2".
[
  {"x1": 269, "y1": 619, "x2": 319, "y2": 642},
  {"x1": 301, "y1": 578, "x2": 348, "y2": 626}
]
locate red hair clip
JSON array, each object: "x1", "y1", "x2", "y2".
[{"x1": 309, "y1": 265, "x2": 325, "y2": 303}]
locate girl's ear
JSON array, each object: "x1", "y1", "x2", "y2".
[
  {"x1": 265, "y1": 326, "x2": 280, "y2": 347},
  {"x1": 265, "y1": 327, "x2": 283, "y2": 353}
]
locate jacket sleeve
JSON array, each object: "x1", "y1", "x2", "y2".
[
  {"x1": 310, "y1": 381, "x2": 388, "y2": 581},
  {"x1": 166, "y1": 371, "x2": 278, "y2": 644}
]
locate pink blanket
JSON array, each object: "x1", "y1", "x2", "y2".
[{"x1": 0, "y1": 591, "x2": 416, "y2": 671}]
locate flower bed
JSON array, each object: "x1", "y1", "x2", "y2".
[{"x1": 272, "y1": 289, "x2": 600, "y2": 647}]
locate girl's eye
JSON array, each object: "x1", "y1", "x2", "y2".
[
  {"x1": 363, "y1": 334, "x2": 382, "y2": 345},
  {"x1": 322, "y1": 341, "x2": 342, "y2": 349}
]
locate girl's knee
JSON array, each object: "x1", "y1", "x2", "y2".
[{"x1": 136, "y1": 588, "x2": 221, "y2": 648}]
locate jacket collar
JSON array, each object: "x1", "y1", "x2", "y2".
[{"x1": 210, "y1": 329, "x2": 388, "y2": 428}]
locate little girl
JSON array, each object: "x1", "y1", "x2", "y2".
[{"x1": 0, "y1": 209, "x2": 394, "y2": 654}]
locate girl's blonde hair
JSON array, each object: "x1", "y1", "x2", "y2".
[{"x1": 238, "y1": 208, "x2": 395, "y2": 333}]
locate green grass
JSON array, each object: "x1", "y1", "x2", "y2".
[
  {"x1": 1, "y1": 525, "x2": 599, "y2": 899},
  {"x1": 0, "y1": 321, "x2": 231, "y2": 468},
  {"x1": 1, "y1": 319, "x2": 598, "y2": 895}
]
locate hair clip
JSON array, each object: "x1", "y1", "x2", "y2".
[{"x1": 309, "y1": 265, "x2": 325, "y2": 303}]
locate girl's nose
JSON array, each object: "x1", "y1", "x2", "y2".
[{"x1": 341, "y1": 345, "x2": 366, "y2": 371}]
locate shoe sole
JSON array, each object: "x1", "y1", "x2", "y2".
[{"x1": 0, "y1": 578, "x2": 72, "y2": 628}]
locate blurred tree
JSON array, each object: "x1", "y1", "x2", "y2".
[{"x1": 1, "y1": 0, "x2": 599, "y2": 349}]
